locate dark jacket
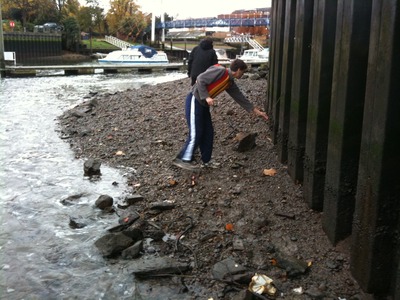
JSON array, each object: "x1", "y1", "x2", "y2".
[{"x1": 187, "y1": 38, "x2": 218, "y2": 85}]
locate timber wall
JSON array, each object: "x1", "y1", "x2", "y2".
[
  {"x1": 266, "y1": 0, "x2": 400, "y2": 296},
  {"x1": 4, "y1": 32, "x2": 62, "y2": 64}
]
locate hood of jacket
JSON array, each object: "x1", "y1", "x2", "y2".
[{"x1": 199, "y1": 38, "x2": 214, "y2": 50}]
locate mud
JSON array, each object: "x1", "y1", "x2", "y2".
[{"x1": 57, "y1": 74, "x2": 366, "y2": 299}]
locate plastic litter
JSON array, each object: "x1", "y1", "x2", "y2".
[{"x1": 248, "y1": 273, "x2": 277, "y2": 296}]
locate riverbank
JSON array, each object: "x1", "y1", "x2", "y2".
[{"x1": 57, "y1": 73, "x2": 366, "y2": 299}]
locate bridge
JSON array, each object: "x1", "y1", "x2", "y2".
[{"x1": 156, "y1": 17, "x2": 270, "y2": 29}]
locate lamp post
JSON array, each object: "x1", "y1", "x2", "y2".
[{"x1": 266, "y1": 11, "x2": 270, "y2": 46}]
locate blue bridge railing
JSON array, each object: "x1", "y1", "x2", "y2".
[{"x1": 156, "y1": 17, "x2": 270, "y2": 29}]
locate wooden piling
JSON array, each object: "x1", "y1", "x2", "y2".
[
  {"x1": 276, "y1": 0, "x2": 297, "y2": 164},
  {"x1": 269, "y1": 0, "x2": 400, "y2": 296},
  {"x1": 267, "y1": 0, "x2": 286, "y2": 145},
  {"x1": 287, "y1": 0, "x2": 314, "y2": 182},
  {"x1": 350, "y1": 0, "x2": 400, "y2": 294},
  {"x1": 322, "y1": 0, "x2": 372, "y2": 245},
  {"x1": 302, "y1": 0, "x2": 337, "y2": 210}
]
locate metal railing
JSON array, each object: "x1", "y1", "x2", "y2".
[
  {"x1": 159, "y1": 17, "x2": 270, "y2": 29},
  {"x1": 224, "y1": 35, "x2": 264, "y2": 51},
  {"x1": 104, "y1": 35, "x2": 132, "y2": 49}
]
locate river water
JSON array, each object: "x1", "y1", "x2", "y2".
[{"x1": 0, "y1": 71, "x2": 186, "y2": 299}]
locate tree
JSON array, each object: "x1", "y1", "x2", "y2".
[
  {"x1": 77, "y1": 6, "x2": 93, "y2": 32},
  {"x1": 62, "y1": 16, "x2": 80, "y2": 51},
  {"x1": 1, "y1": 0, "x2": 59, "y2": 28},
  {"x1": 31, "y1": 0, "x2": 59, "y2": 24},
  {"x1": 1, "y1": 0, "x2": 30, "y2": 27},
  {"x1": 61, "y1": 0, "x2": 80, "y2": 18},
  {"x1": 78, "y1": 0, "x2": 104, "y2": 32},
  {"x1": 54, "y1": 0, "x2": 66, "y2": 12},
  {"x1": 106, "y1": 0, "x2": 147, "y2": 41}
]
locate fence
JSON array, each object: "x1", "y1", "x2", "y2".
[
  {"x1": 3, "y1": 32, "x2": 62, "y2": 64},
  {"x1": 266, "y1": 0, "x2": 399, "y2": 297}
]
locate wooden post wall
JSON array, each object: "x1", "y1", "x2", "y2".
[
  {"x1": 287, "y1": 0, "x2": 314, "y2": 182},
  {"x1": 267, "y1": 0, "x2": 400, "y2": 296},
  {"x1": 266, "y1": 0, "x2": 286, "y2": 144},
  {"x1": 322, "y1": 0, "x2": 372, "y2": 244},
  {"x1": 351, "y1": 0, "x2": 400, "y2": 294},
  {"x1": 276, "y1": 0, "x2": 297, "y2": 164},
  {"x1": 265, "y1": 0, "x2": 278, "y2": 115},
  {"x1": 303, "y1": 0, "x2": 338, "y2": 210}
]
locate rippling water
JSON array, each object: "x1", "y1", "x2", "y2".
[{"x1": 0, "y1": 71, "x2": 186, "y2": 299}]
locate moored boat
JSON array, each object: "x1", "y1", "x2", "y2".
[
  {"x1": 236, "y1": 48, "x2": 269, "y2": 63},
  {"x1": 215, "y1": 48, "x2": 230, "y2": 62},
  {"x1": 98, "y1": 45, "x2": 169, "y2": 64}
]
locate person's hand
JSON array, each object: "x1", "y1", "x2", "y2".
[
  {"x1": 206, "y1": 97, "x2": 214, "y2": 106},
  {"x1": 253, "y1": 108, "x2": 269, "y2": 121}
]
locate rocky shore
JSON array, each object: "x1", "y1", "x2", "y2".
[{"x1": 57, "y1": 70, "x2": 366, "y2": 299}]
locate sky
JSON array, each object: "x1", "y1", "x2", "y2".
[{"x1": 95, "y1": 0, "x2": 271, "y2": 19}]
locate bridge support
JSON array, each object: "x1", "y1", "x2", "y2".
[{"x1": 151, "y1": 13, "x2": 156, "y2": 43}]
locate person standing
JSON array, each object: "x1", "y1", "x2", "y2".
[
  {"x1": 187, "y1": 37, "x2": 219, "y2": 86},
  {"x1": 173, "y1": 59, "x2": 269, "y2": 171}
]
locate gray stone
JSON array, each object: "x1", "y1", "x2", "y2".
[
  {"x1": 126, "y1": 256, "x2": 189, "y2": 277},
  {"x1": 118, "y1": 212, "x2": 140, "y2": 225},
  {"x1": 274, "y1": 253, "x2": 309, "y2": 277},
  {"x1": 121, "y1": 240, "x2": 143, "y2": 259},
  {"x1": 69, "y1": 216, "x2": 87, "y2": 229},
  {"x1": 249, "y1": 73, "x2": 261, "y2": 80},
  {"x1": 95, "y1": 194, "x2": 113, "y2": 210},
  {"x1": 236, "y1": 133, "x2": 257, "y2": 152},
  {"x1": 232, "y1": 238, "x2": 245, "y2": 251},
  {"x1": 83, "y1": 158, "x2": 101, "y2": 176},
  {"x1": 71, "y1": 109, "x2": 87, "y2": 118},
  {"x1": 150, "y1": 202, "x2": 176, "y2": 211},
  {"x1": 60, "y1": 193, "x2": 87, "y2": 206},
  {"x1": 123, "y1": 228, "x2": 144, "y2": 241},
  {"x1": 94, "y1": 231, "x2": 140, "y2": 257},
  {"x1": 125, "y1": 194, "x2": 144, "y2": 204},
  {"x1": 212, "y1": 258, "x2": 247, "y2": 280}
]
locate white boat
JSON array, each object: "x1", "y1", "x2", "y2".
[
  {"x1": 91, "y1": 52, "x2": 107, "y2": 59},
  {"x1": 215, "y1": 48, "x2": 230, "y2": 62},
  {"x1": 237, "y1": 48, "x2": 269, "y2": 63},
  {"x1": 98, "y1": 45, "x2": 169, "y2": 64}
]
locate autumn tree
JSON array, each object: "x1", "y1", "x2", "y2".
[
  {"x1": 77, "y1": 6, "x2": 93, "y2": 32},
  {"x1": 54, "y1": 0, "x2": 66, "y2": 11},
  {"x1": 1, "y1": 0, "x2": 59, "y2": 28},
  {"x1": 106, "y1": 0, "x2": 147, "y2": 41},
  {"x1": 77, "y1": 0, "x2": 104, "y2": 32},
  {"x1": 1, "y1": 0, "x2": 33, "y2": 27},
  {"x1": 31, "y1": 0, "x2": 59, "y2": 24},
  {"x1": 61, "y1": 0, "x2": 80, "y2": 18}
]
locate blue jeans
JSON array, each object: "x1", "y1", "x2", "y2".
[{"x1": 177, "y1": 92, "x2": 214, "y2": 163}]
